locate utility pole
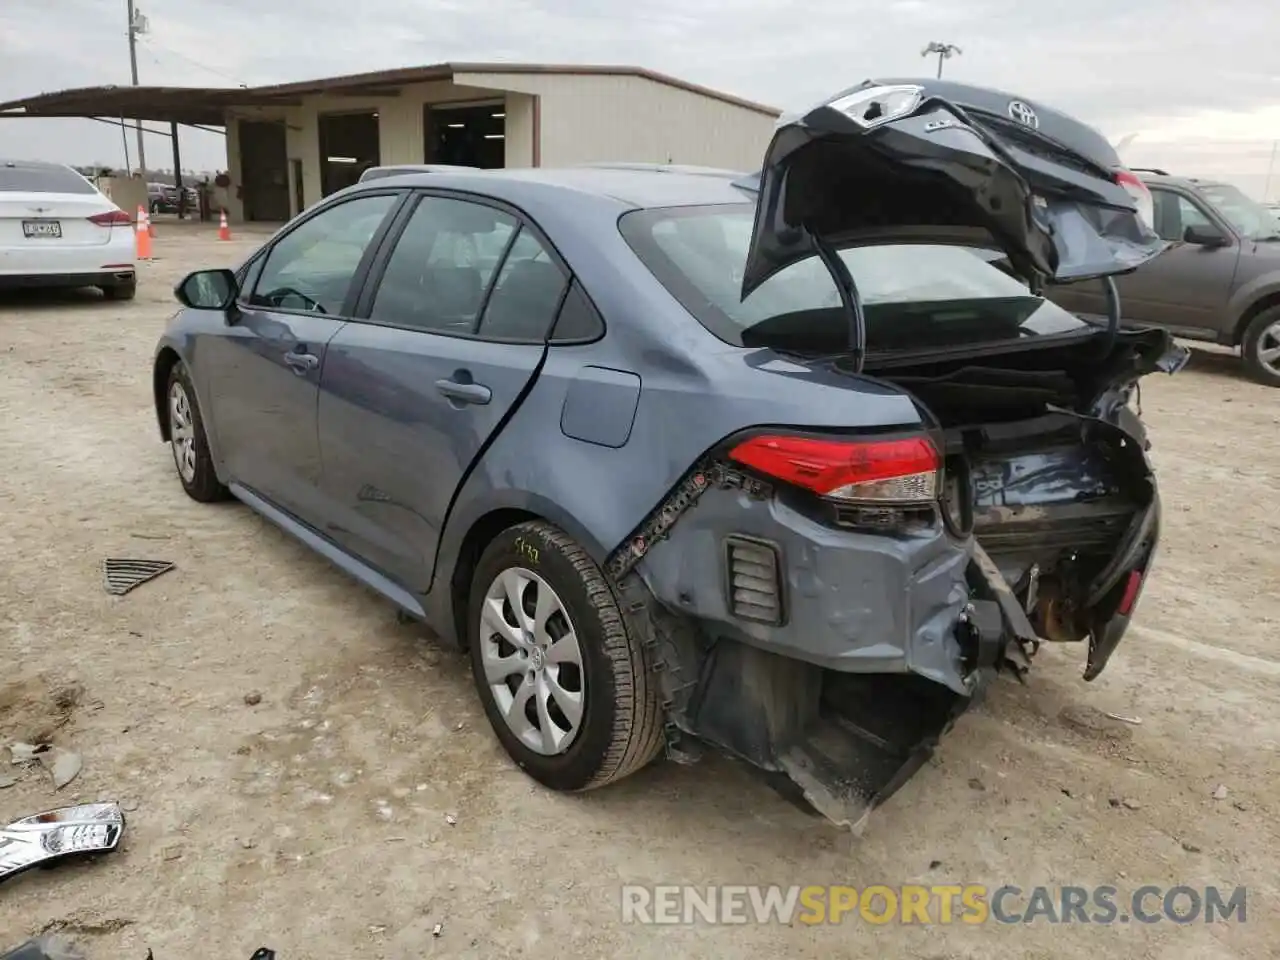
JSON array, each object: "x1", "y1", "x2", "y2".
[
  {"x1": 921, "y1": 41, "x2": 962, "y2": 79},
  {"x1": 126, "y1": 0, "x2": 148, "y2": 174}
]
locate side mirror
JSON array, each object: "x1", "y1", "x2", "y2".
[
  {"x1": 1183, "y1": 224, "x2": 1228, "y2": 248},
  {"x1": 174, "y1": 268, "x2": 238, "y2": 310}
]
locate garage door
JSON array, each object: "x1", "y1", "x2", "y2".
[{"x1": 239, "y1": 120, "x2": 291, "y2": 222}]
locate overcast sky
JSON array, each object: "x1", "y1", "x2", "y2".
[{"x1": 2, "y1": 0, "x2": 1277, "y2": 196}]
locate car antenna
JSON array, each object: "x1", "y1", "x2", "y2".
[{"x1": 807, "y1": 226, "x2": 867, "y2": 373}]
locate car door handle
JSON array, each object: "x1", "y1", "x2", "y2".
[
  {"x1": 284, "y1": 350, "x2": 319, "y2": 375},
  {"x1": 435, "y1": 378, "x2": 492, "y2": 405}
]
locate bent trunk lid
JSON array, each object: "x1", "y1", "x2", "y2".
[{"x1": 740, "y1": 79, "x2": 1167, "y2": 297}]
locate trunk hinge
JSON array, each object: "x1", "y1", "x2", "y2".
[
  {"x1": 1094, "y1": 273, "x2": 1121, "y2": 358},
  {"x1": 807, "y1": 226, "x2": 867, "y2": 373}
]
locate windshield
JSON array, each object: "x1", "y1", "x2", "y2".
[
  {"x1": 0, "y1": 164, "x2": 97, "y2": 194},
  {"x1": 1199, "y1": 183, "x2": 1280, "y2": 241},
  {"x1": 619, "y1": 204, "x2": 1090, "y2": 354}
]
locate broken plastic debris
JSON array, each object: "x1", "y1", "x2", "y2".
[
  {"x1": 1105, "y1": 712, "x2": 1142, "y2": 725},
  {"x1": 445, "y1": 814, "x2": 457, "y2": 826},
  {"x1": 432, "y1": 922, "x2": 443, "y2": 937},
  {"x1": 10, "y1": 743, "x2": 44, "y2": 764},
  {"x1": 1211, "y1": 784, "x2": 1229, "y2": 800},
  {"x1": 0, "y1": 802, "x2": 125, "y2": 885},
  {"x1": 44, "y1": 749, "x2": 83, "y2": 791}
]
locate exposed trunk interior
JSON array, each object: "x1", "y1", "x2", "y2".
[
  {"x1": 862, "y1": 329, "x2": 1162, "y2": 644},
  {"x1": 715, "y1": 331, "x2": 1170, "y2": 827}
]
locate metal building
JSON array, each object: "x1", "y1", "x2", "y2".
[{"x1": 0, "y1": 63, "x2": 782, "y2": 224}]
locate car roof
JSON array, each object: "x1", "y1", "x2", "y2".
[
  {"x1": 359, "y1": 163, "x2": 480, "y2": 179},
  {"x1": 1, "y1": 158, "x2": 75, "y2": 171},
  {"x1": 357, "y1": 163, "x2": 757, "y2": 210},
  {"x1": 1135, "y1": 171, "x2": 1228, "y2": 190}
]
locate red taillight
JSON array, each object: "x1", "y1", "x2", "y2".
[
  {"x1": 728, "y1": 434, "x2": 941, "y2": 504},
  {"x1": 88, "y1": 209, "x2": 132, "y2": 227},
  {"x1": 1114, "y1": 169, "x2": 1155, "y2": 231},
  {"x1": 1117, "y1": 568, "x2": 1144, "y2": 616}
]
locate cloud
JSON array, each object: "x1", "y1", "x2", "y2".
[{"x1": 1, "y1": 0, "x2": 1277, "y2": 195}]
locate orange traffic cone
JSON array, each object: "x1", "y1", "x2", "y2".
[
  {"x1": 217, "y1": 208, "x2": 231, "y2": 242},
  {"x1": 135, "y1": 205, "x2": 152, "y2": 260}
]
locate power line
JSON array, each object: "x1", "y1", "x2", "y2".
[{"x1": 136, "y1": 36, "x2": 247, "y2": 86}]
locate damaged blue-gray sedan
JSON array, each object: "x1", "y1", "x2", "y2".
[{"x1": 152, "y1": 79, "x2": 1186, "y2": 828}]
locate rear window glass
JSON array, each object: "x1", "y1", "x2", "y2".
[
  {"x1": 0, "y1": 164, "x2": 97, "y2": 194},
  {"x1": 619, "y1": 204, "x2": 1089, "y2": 354}
]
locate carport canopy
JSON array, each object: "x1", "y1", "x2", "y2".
[
  {"x1": 0, "y1": 84, "x2": 298, "y2": 127},
  {"x1": 0, "y1": 61, "x2": 780, "y2": 127}
]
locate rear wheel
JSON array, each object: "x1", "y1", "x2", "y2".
[
  {"x1": 101, "y1": 280, "x2": 136, "y2": 301},
  {"x1": 1242, "y1": 306, "x2": 1280, "y2": 387},
  {"x1": 166, "y1": 362, "x2": 228, "y2": 502},
  {"x1": 467, "y1": 521, "x2": 663, "y2": 791}
]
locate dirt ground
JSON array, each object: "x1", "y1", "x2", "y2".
[{"x1": 1, "y1": 221, "x2": 1276, "y2": 959}]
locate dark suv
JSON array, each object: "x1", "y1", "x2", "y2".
[{"x1": 1049, "y1": 170, "x2": 1280, "y2": 386}]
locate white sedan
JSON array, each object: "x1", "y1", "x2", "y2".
[{"x1": 0, "y1": 159, "x2": 137, "y2": 300}]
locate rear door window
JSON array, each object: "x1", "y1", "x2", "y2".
[
  {"x1": 0, "y1": 163, "x2": 97, "y2": 194},
  {"x1": 248, "y1": 193, "x2": 398, "y2": 315},
  {"x1": 549, "y1": 280, "x2": 605, "y2": 343},
  {"x1": 475, "y1": 227, "x2": 569, "y2": 342},
  {"x1": 367, "y1": 196, "x2": 517, "y2": 334}
]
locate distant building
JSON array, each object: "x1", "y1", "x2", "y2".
[{"x1": 1, "y1": 63, "x2": 781, "y2": 223}]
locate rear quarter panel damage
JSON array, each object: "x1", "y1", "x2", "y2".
[{"x1": 634, "y1": 486, "x2": 975, "y2": 694}]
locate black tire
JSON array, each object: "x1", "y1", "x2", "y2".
[
  {"x1": 165, "y1": 361, "x2": 229, "y2": 503},
  {"x1": 101, "y1": 281, "x2": 137, "y2": 301},
  {"x1": 1241, "y1": 306, "x2": 1280, "y2": 387},
  {"x1": 467, "y1": 521, "x2": 663, "y2": 792}
]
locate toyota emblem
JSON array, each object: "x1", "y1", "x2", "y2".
[{"x1": 1007, "y1": 100, "x2": 1039, "y2": 129}]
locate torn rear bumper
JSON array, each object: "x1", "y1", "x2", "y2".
[
  {"x1": 616, "y1": 568, "x2": 999, "y2": 830},
  {"x1": 627, "y1": 477, "x2": 982, "y2": 695},
  {"x1": 609, "y1": 455, "x2": 1153, "y2": 828}
]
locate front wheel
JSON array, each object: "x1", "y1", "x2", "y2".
[
  {"x1": 1242, "y1": 306, "x2": 1280, "y2": 387},
  {"x1": 467, "y1": 521, "x2": 663, "y2": 792},
  {"x1": 166, "y1": 362, "x2": 229, "y2": 502}
]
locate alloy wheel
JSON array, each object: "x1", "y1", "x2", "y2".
[
  {"x1": 168, "y1": 381, "x2": 197, "y2": 483},
  {"x1": 478, "y1": 567, "x2": 586, "y2": 756},
  {"x1": 1256, "y1": 319, "x2": 1280, "y2": 378}
]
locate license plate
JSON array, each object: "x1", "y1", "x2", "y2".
[{"x1": 22, "y1": 219, "x2": 62, "y2": 238}]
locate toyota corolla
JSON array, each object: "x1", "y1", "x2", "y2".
[{"x1": 151, "y1": 79, "x2": 1185, "y2": 828}]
